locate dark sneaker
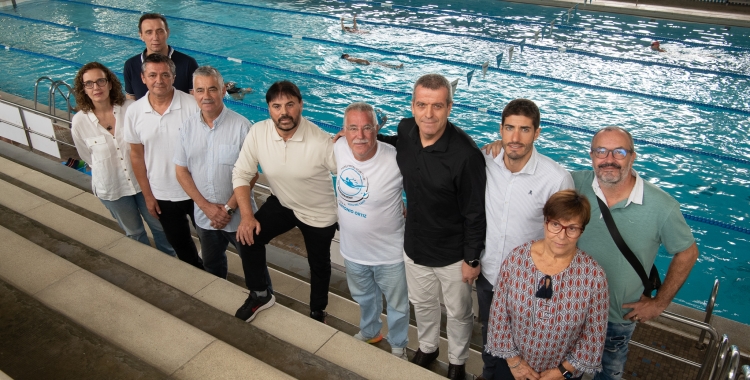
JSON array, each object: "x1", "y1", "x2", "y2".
[
  {"x1": 310, "y1": 310, "x2": 327, "y2": 324},
  {"x1": 235, "y1": 292, "x2": 275, "y2": 322},
  {"x1": 447, "y1": 363, "x2": 465, "y2": 380},
  {"x1": 411, "y1": 347, "x2": 439, "y2": 368}
]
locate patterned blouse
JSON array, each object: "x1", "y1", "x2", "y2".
[{"x1": 485, "y1": 241, "x2": 609, "y2": 376}]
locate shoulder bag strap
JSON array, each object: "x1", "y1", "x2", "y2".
[{"x1": 596, "y1": 196, "x2": 652, "y2": 293}]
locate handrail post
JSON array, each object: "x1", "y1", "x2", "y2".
[
  {"x1": 33, "y1": 76, "x2": 55, "y2": 111},
  {"x1": 716, "y1": 345, "x2": 740, "y2": 380},
  {"x1": 18, "y1": 105, "x2": 34, "y2": 150},
  {"x1": 706, "y1": 335, "x2": 729, "y2": 380},
  {"x1": 697, "y1": 279, "x2": 720, "y2": 350},
  {"x1": 740, "y1": 365, "x2": 750, "y2": 380}
]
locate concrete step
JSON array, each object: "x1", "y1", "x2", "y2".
[{"x1": 0, "y1": 153, "x2": 442, "y2": 379}]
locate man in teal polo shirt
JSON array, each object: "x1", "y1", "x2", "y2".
[{"x1": 573, "y1": 126, "x2": 699, "y2": 380}]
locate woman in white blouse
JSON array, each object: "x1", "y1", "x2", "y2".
[{"x1": 71, "y1": 62, "x2": 174, "y2": 256}]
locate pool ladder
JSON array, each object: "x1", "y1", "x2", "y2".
[{"x1": 33, "y1": 76, "x2": 74, "y2": 121}]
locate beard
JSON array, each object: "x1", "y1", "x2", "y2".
[
  {"x1": 595, "y1": 162, "x2": 628, "y2": 185},
  {"x1": 274, "y1": 115, "x2": 299, "y2": 131}
]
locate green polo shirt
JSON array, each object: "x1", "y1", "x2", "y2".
[{"x1": 572, "y1": 170, "x2": 695, "y2": 324}]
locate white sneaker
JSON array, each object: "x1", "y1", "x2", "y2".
[
  {"x1": 391, "y1": 347, "x2": 408, "y2": 360},
  {"x1": 353, "y1": 331, "x2": 383, "y2": 344}
]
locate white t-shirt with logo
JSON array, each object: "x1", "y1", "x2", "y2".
[{"x1": 334, "y1": 139, "x2": 404, "y2": 265}]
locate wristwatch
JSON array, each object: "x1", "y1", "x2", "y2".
[
  {"x1": 465, "y1": 259, "x2": 480, "y2": 268},
  {"x1": 224, "y1": 204, "x2": 235, "y2": 215},
  {"x1": 558, "y1": 363, "x2": 573, "y2": 379}
]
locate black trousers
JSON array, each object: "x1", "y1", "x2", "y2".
[
  {"x1": 156, "y1": 199, "x2": 203, "y2": 270},
  {"x1": 238, "y1": 195, "x2": 337, "y2": 312}
]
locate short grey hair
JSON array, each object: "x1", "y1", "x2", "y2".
[
  {"x1": 591, "y1": 126, "x2": 635, "y2": 153},
  {"x1": 343, "y1": 102, "x2": 378, "y2": 131},
  {"x1": 192, "y1": 65, "x2": 224, "y2": 89},
  {"x1": 413, "y1": 73, "x2": 453, "y2": 104}
]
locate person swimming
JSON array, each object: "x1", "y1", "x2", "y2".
[
  {"x1": 340, "y1": 54, "x2": 403, "y2": 69},
  {"x1": 225, "y1": 81, "x2": 252, "y2": 101},
  {"x1": 651, "y1": 41, "x2": 666, "y2": 52},
  {"x1": 341, "y1": 14, "x2": 368, "y2": 34}
]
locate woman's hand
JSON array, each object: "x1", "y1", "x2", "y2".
[{"x1": 509, "y1": 357, "x2": 541, "y2": 380}]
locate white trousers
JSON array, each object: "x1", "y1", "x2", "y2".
[{"x1": 404, "y1": 252, "x2": 473, "y2": 365}]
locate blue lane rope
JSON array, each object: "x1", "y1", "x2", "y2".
[
  {"x1": 16, "y1": 7, "x2": 750, "y2": 119},
  {"x1": 57, "y1": 0, "x2": 750, "y2": 81},
  {"x1": 57, "y1": 0, "x2": 750, "y2": 80},
  {"x1": 333, "y1": 0, "x2": 750, "y2": 52},
  {"x1": 1, "y1": 45, "x2": 748, "y2": 235}
]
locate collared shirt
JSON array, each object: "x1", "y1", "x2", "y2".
[
  {"x1": 591, "y1": 169, "x2": 644, "y2": 210},
  {"x1": 124, "y1": 88, "x2": 199, "y2": 201},
  {"x1": 232, "y1": 117, "x2": 337, "y2": 228},
  {"x1": 383, "y1": 117, "x2": 486, "y2": 267},
  {"x1": 71, "y1": 100, "x2": 139, "y2": 201},
  {"x1": 123, "y1": 46, "x2": 199, "y2": 99},
  {"x1": 173, "y1": 106, "x2": 256, "y2": 232},
  {"x1": 480, "y1": 146, "x2": 574, "y2": 285},
  {"x1": 573, "y1": 170, "x2": 695, "y2": 323}
]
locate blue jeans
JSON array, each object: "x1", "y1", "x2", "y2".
[
  {"x1": 100, "y1": 192, "x2": 175, "y2": 257},
  {"x1": 345, "y1": 260, "x2": 409, "y2": 349},
  {"x1": 195, "y1": 226, "x2": 273, "y2": 293},
  {"x1": 593, "y1": 322, "x2": 637, "y2": 380}
]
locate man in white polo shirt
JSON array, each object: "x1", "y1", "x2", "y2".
[
  {"x1": 334, "y1": 102, "x2": 409, "y2": 360},
  {"x1": 232, "y1": 80, "x2": 337, "y2": 323},
  {"x1": 477, "y1": 99, "x2": 573, "y2": 380},
  {"x1": 124, "y1": 53, "x2": 203, "y2": 269}
]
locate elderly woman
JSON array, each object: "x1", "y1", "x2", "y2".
[
  {"x1": 486, "y1": 190, "x2": 608, "y2": 380},
  {"x1": 71, "y1": 62, "x2": 174, "y2": 256}
]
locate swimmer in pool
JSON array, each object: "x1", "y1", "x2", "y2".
[
  {"x1": 341, "y1": 14, "x2": 368, "y2": 34},
  {"x1": 225, "y1": 81, "x2": 253, "y2": 101},
  {"x1": 651, "y1": 41, "x2": 666, "y2": 52},
  {"x1": 341, "y1": 54, "x2": 404, "y2": 69}
]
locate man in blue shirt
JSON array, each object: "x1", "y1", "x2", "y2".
[{"x1": 123, "y1": 13, "x2": 198, "y2": 100}]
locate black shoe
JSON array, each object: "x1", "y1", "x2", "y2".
[
  {"x1": 310, "y1": 310, "x2": 327, "y2": 323},
  {"x1": 411, "y1": 348, "x2": 439, "y2": 368},
  {"x1": 235, "y1": 292, "x2": 275, "y2": 322},
  {"x1": 447, "y1": 363, "x2": 465, "y2": 379}
]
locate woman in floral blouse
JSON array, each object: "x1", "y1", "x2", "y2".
[{"x1": 486, "y1": 190, "x2": 608, "y2": 380}]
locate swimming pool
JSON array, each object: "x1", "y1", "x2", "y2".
[{"x1": 1, "y1": 0, "x2": 749, "y2": 324}]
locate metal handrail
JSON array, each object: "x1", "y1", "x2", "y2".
[
  {"x1": 630, "y1": 311, "x2": 720, "y2": 380},
  {"x1": 697, "y1": 279, "x2": 721, "y2": 350},
  {"x1": 712, "y1": 335, "x2": 731, "y2": 380},
  {"x1": 49, "y1": 80, "x2": 73, "y2": 120},
  {"x1": 715, "y1": 345, "x2": 739, "y2": 380},
  {"x1": 0, "y1": 98, "x2": 73, "y2": 125},
  {"x1": 33, "y1": 76, "x2": 55, "y2": 111},
  {"x1": 0, "y1": 97, "x2": 75, "y2": 148},
  {"x1": 739, "y1": 365, "x2": 750, "y2": 380}
]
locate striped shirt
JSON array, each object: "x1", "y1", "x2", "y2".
[
  {"x1": 173, "y1": 107, "x2": 255, "y2": 232},
  {"x1": 480, "y1": 146, "x2": 574, "y2": 286}
]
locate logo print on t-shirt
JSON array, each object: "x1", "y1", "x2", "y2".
[{"x1": 338, "y1": 165, "x2": 369, "y2": 203}]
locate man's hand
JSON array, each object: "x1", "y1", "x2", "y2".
[
  {"x1": 508, "y1": 358, "x2": 540, "y2": 380},
  {"x1": 144, "y1": 193, "x2": 161, "y2": 219},
  {"x1": 201, "y1": 203, "x2": 231, "y2": 229},
  {"x1": 332, "y1": 129, "x2": 345, "y2": 142},
  {"x1": 461, "y1": 261, "x2": 481, "y2": 285},
  {"x1": 482, "y1": 140, "x2": 503, "y2": 158},
  {"x1": 623, "y1": 295, "x2": 667, "y2": 323},
  {"x1": 236, "y1": 217, "x2": 261, "y2": 246}
]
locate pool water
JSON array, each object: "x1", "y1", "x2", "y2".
[{"x1": 1, "y1": 0, "x2": 749, "y2": 323}]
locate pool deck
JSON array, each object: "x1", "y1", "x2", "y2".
[{"x1": 504, "y1": 0, "x2": 750, "y2": 28}]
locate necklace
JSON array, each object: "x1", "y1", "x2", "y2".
[{"x1": 106, "y1": 126, "x2": 113, "y2": 131}]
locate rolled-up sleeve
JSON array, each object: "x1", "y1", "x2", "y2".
[
  {"x1": 457, "y1": 150, "x2": 487, "y2": 261},
  {"x1": 232, "y1": 128, "x2": 259, "y2": 189}
]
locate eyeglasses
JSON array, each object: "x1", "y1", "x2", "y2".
[
  {"x1": 345, "y1": 125, "x2": 377, "y2": 133},
  {"x1": 545, "y1": 219, "x2": 583, "y2": 238},
  {"x1": 591, "y1": 147, "x2": 632, "y2": 160},
  {"x1": 535, "y1": 275, "x2": 553, "y2": 299},
  {"x1": 83, "y1": 78, "x2": 109, "y2": 89}
]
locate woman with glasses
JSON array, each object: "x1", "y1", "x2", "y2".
[
  {"x1": 71, "y1": 62, "x2": 175, "y2": 256},
  {"x1": 485, "y1": 190, "x2": 608, "y2": 380}
]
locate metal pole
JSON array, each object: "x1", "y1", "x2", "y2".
[
  {"x1": 17, "y1": 107, "x2": 34, "y2": 151},
  {"x1": 697, "y1": 279, "x2": 720, "y2": 350}
]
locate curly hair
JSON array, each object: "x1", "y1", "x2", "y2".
[{"x1": 72, "y1": 62, "x2": 125, "y2": 112}]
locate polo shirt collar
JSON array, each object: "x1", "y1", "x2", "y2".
[
  {"x1": 409, "y1": 120, "x2": 453, "y2": 152},
  {"x1": 200, "y1": 106, "x2": 228, "y2": 130},
  {"x1": 592, "y1": 169, "x2": 644, "y2": 209},
  {"x1": 495, "y1": 145, "x2": 539, "y2": 175},
  {"x1": 140, "y1": 46, "x2": 175, "y2": 62},
  {"x1": 142, "y1": 88, "x2": 180, "y2": 114}
]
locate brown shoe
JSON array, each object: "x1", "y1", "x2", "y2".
[
  {"x1": 411, "y1": 348, "x2": 439, "y2": 368},
  {"x1": 447, "y1": 363, "x2": 465, "y2": 379}
]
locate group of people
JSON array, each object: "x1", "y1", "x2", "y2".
[{"x1": 68, "y1": 12, "x2": 699, "y2": 380}]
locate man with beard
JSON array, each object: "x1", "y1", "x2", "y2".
[
  {"x1": 573, "y1": 126, "x2": 698, "y2": 380},
  {"x1": 231, "y1": 80, "x2": 337, "y2": 323},
  {"x1": 476, "y1": 99, "x2": 573, "y2": 380}
]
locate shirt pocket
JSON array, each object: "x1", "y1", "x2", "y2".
[
  {"x1": 218, "y1": 144, "x2": 240, "y2": 166},
  {"x1": 84, "y1": 136, "x2": 111, "y2": 163}
]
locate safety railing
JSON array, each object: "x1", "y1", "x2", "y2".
[
  {"x1": 0, "y1": 97, "x2": 74, "y2": 159},
  {"x1": 713, "y1": 342, "x2": 740, "y2": 380},
  {"x1": 739, "y1": 365, "x2": 750, "y2": 379},
  {"x1": 697, "y1": 279, "x2": 721, "y2": 350},
  {"x1": 33, "y1": 76, "x2": 74, "y2": 121}
]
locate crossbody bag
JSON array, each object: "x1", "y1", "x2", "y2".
[{"x1": 596, "y1": 197, "x2": 661, "y2": 297}]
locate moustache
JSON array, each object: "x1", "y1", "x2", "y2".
[
  {"x1": 598, "y1": 162, "x2": 621, "y2": 169},
  {"x1": 352, "y1": 139, "x2": 370, "y2": 144},
  {"x1": 201, "y1": 100, "x2": 214, "y2": 104}
]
